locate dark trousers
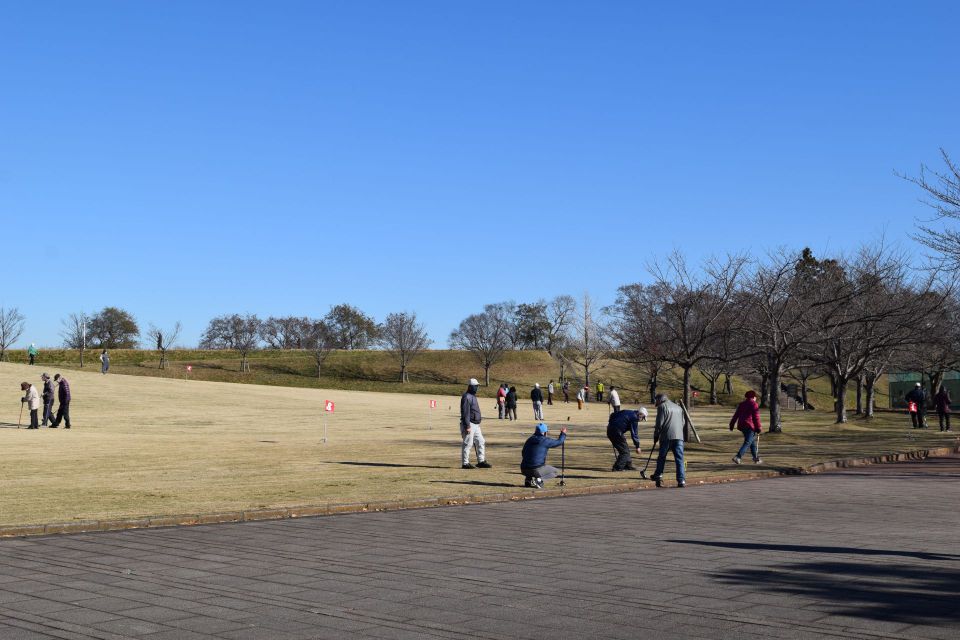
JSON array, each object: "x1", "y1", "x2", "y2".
[
  {"x1": 910, "y1": 411, "x2": 927, "y2": 429},
  {"x1": 607, "y1": 428, "x2": 633, "y2": 470},
  {"x1": 52, "y1": 401, "x2": 71, "y2": 428},
  {"x1": 42, "y1": 400, "x2": 55, "y2": 426},
  {"x1": 28, "y1": 408, "x2": 39, "y2": 428},
  {"x1": 563, "y1": 391, "x2": 569, "y2": 402},
  {"x1": 939, "y1": 412, "x2": 951, "y2": 430},
  {"x1": 547, "y1": 392, "x2": 553, "y2": 405},
  {"x1": 29, "y1": 354, "x2": 35, "y2": 365},
  {"x1": 597, "y1": 392, "x2": 603, "y2": 402}
]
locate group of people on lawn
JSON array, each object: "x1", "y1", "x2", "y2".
[
  {"x1": 460, "y1": 378, "x2": 767, "y2": 489},
  {"x1": 19, "y1": 373, "x2": 72, "y2": 429}
]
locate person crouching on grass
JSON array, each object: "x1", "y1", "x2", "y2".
[
  {"x1": 729, "y1": 390, "x2": 763, "y2": 465},
  {"x1": 20, "y1": 382, "x2": 40, "y2": 429},
  {"x1": 520, "y1": 423, "x2": 567, "y2": 489}
]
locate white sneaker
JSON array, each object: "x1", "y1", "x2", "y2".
[
  {"x1": 754, "y1": 459, "x2": 763, "y2": 465},
  {"x1": 732, "y1": 457, "x2": 742, "y2": 465}
]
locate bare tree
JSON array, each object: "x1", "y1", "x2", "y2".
[
  {"x1": 61, "y1": 312, "x2": 89, "y2": 367},
  {"x1": 545, "y1": 295, "x2": 576, "y2": 379},
  {"x1": 304, "y1": 319, "x2": 334, "y2": 378},
  {"x1": 0, "y1": 307, "x2": 25, "y2": 361},
  {"x1": 199, "y1": 314, "x2": 262, "y2": 372},
  {"x1": 449, "y1": 303, "x2": 511, "y2": 386},
  {"x1": 146, "y1": 322, "x2": 182, "y2": 370},
  {"x1": 563, "y1": 293, "x2": 610, "y2": 397},
  {"x1": 259, "y1": 316, "x2": 311, "y2": 349},
  {"x1": 380, "y1": 312, "x2": 432, "y2": 382},
  {"x1": 902, "y1": 148, "x2": 960, "y2": 269}
]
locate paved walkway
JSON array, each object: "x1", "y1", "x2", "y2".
[{"x1": 1, "y1": 456, "x2": 959, "y2": 640}]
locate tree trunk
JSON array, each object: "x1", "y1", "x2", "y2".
[
  {"x1": 931, "y1": 370, "x2": 945, "y2": 398},
  {"x1": 80, "y1": 347, "x2": 85, "y2": 368},
  {"x1": 483, "y1": 365, "x2": 490, "y2": 386},
  {"x1": 241, "y1": 353, "x2": 248, "y2": 372},
  {"x1": 865, "y1": 375, "x2": 876, "y2": 418},
  {"x1": 650, "y1": 374, "x2": 658, "y2": 404},
  {"x1": 759, "y1": 373, "x2": 769, "y2": 409},
  {"x1": 317, "y1": 362, "x2": 322, "y2": 378},
  {"x1": 400, "y1": 363, "x2": 407, "y2": 383},
  {"x1": 709, "y1": 376, "x2": 718, "y2": 404},
  {"x1": 855, "y1": 374, "x2": 864, "y2": 415},
  {"x1": 835, "y1": 377, "x2": 849, "y2": 423},
  {"x1": 801, "y1": 378, "x2": 810, "y2": 410},
  {"x1": 682, "y1": 366, "x2": 692, "y2": 408},
  {"x1": 723, "y1": 374, "x2": 732, "y2": 395},
  {"x1": 768, "y1": 360, "x2": 782, "y2": 433}
]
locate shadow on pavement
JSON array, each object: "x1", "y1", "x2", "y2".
[
  {"x1": 668, "y1": 539, "x2": 960, "y2": 561},
  {"x1": 710, "y1": 559, "x2": 960, "y2": 624}
]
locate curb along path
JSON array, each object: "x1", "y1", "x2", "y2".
[{"x1": 2, "y1": 445, "x2": 957, "y2": 539}]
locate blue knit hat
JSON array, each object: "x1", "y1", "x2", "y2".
[{"x1": 535, "y1": 423, "x2": 549, "y2": 434}]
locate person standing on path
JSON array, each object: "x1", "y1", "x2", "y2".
[
  {"x1": 40, "y1": 373, "x2": 56, "y2": 427},
  {"x1": 99, "y1": 349, "x2": 110, "y2": 374},
  {"x1": 562, "y1": 380, "x2": 570, "y2": 403},
  {"x1": 935, "y1": 385, "x2": 952, "y2": 432},
  {"x1": 729, "y1": 390, "x2": 763, "y2": 465},
  {"x1": 27, "y1": 343, "x2": 38, "y2": 365},
  {"x1": 547, "y1": 380, "x2": 555, "y2": 405},
  {"x1": 596, "y1": 381, "x2": 604, "y2": 403},
  {"x1": 459, "y1": 378, "x2": 492, "y2": 469},
  {"x1": 506, "y1": 385, "x2": 518, "y2": 421},
  {"x1": 50, "y1": 374, "x2": 71, "y2": 428},
  {"x1": 497, "y1": 383, "x2": 507, "y2": 419},
  {"x1": 607, "y1": 409, "x2": 642, "y2": 471},
  {"x1": 608, "y1": 386, "x2": 621, "y2": 413},
  {"x1": 20, "y1": 381, "x2": 40, "y2": 429},
  {"x1": 531, "y1": 383, "x2": 544, "y2": 420},
  {"x1": 576, "y1": 385, "x2": 585, "y2": 410},
  {"x1": 905, "y1": 382, "x2": 927, "y2": 429},
  {"x1": 650, "y1": 393, "x2": 686, "y2": 488},
  {"x1": 520, "y1": 423, "x2": 567, "y2": 488}
]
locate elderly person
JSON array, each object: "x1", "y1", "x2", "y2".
[
  {"x1": 20, "y1": 381, "x2": 40, "y2": 429},
  {"x1": 650, "y1": 393, "x2": 686, "y2": 488},
  {"x1": 50, "y1": 374, "x2": 71, "y2": 429},
  {"x1": 520, "y1": 423, "x2": 567, "y2": 488},
  {"x1": 460, "y1": 378, "x2": 492, "y2": 469},
  {"x1": 729, "y1": 390, "x2": 763, "y2": 464},
  {"x1": 40, "y1": 373, "x2": 56, "y2": 427}
]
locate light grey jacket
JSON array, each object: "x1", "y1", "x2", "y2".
[{"x1": 655, "y1": 400, "x2": 685, "y2": 442}]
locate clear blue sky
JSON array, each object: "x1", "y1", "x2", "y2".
[{"x1": 2, "y1": 1, "x2": 958, "y2": 348}]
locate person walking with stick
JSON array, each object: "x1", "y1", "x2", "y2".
[
  {"x1": 20, "y1": 382, "x2": 40, "y2": 429},
  {"x1": 519, "y1": 423, "x2": 567, "y2": 489},
  {"x1": 729, "y1": 390, "x2": 763, "y2": 465}
]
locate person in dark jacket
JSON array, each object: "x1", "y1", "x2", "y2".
[
  {"x1": 505, "y1": 386, "x2": 518, "y2": 421},
  {"x1": 50, "y1": 374, "x2": 71, "y2": 428},
  {"x1": 459, "y1": 378, "x2": 492, "y2": 469},
  {"x1": 40, "y1": 373, "x2": 56, "y2": 427},
  {"x1": 729, "y1": 390, "x2": 763, "y2": 465},
  {"x1": 935, "y1": 385, "x2": 952, "y2": 432},
  {"x1": 520, "y1": 423, "x2": 567, "y2": 488},
  {"x1": 905, "y1": 383, "x2": 927, "y2": 429},
  {"x1": 562, "y1": 380, "x2": 570, "y2": 403},
  {"x1": 607, "y1": 409, "x2": 642, "y2": 471},
  {"x1": 531, "y1": 384, "x2": 544, "y2": 420}
]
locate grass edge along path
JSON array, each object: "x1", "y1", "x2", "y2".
[{"x1": 3, "y1": 445, "x2": 955, "y2": 539}]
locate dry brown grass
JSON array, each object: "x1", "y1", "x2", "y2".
[{"x1": 0, "y1": 362, "x2": 953, "y2": 527}]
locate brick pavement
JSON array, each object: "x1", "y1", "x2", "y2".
[{"x1": 1, "y1": 455, "x2": 959, "y2": 639}]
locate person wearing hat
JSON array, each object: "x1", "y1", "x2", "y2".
[
  {"x1": 729, "y1": 390, "x2": 763, "y2": 465},
  {"x1": 40, "y1": 373, "x2": 56, "y2": 427},
  {"x1": 20, "y1": 381, "x2": 40, "y2": 429},
  {"x1": 27, "y1": 343, "x2": 38, "y2": 365},
  {"x1": 576, "y1": 385, "x2": 585, "y2": 410},
  {"x1": 650, "y1": 393, "x2": 686, "y2": 488},
  {"x1": 460, "y1": 378, "x2": 492, "y2": 469},
  {"x1": 531, "y1": 383, "x2": 544, "y2": 420},
  {"x1": 50, "y1": 373, "x2": 71, "y2": 428},
  {"x1": 607, "y1": 409, "x2": 643, "y2": 471},
  {"x1": 520, "y1": 423, "x2": 567, "y2": 488},
  {"x1": 608, "y1": 385, "x2": 621, "y2": 413},
  {"x1": 905, "y1": 382, "x2": 928, "y2": 429}
]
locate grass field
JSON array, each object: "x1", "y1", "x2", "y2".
[{"x1": 0, "y1": 361, "x2": 952, "y2": 528}]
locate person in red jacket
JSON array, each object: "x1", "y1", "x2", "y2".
[{"x1": 730, "y1": 390, "x2": 763, "y2": 465}]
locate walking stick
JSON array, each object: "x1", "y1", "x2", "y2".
[
  {"x1": 559, "y1": 440, "x2": 565, "y2": 487},
  {"x1": 18, "y1": 402, "x2": 24, "y2": 429}
]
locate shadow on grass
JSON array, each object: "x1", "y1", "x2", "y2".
[
  {"x1": 430, "y1": 480, "x2": 518, "y2": 488},
  {"x1": 331, "y1": 461, "x2": 451, "y2": 470},
  {"x1": 711, "y1": 558, "x2": 960, "y2": 624}
]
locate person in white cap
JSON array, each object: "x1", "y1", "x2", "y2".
[
  {"x1": 460, "y1": 378, "x2": 492, "y2": 469},
  {"x1": 905, "y1": 382, "x2": 928, "y2": 429},
  {"x1": 531, "y1": 383, "x2": 544, "y2": 420}
]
